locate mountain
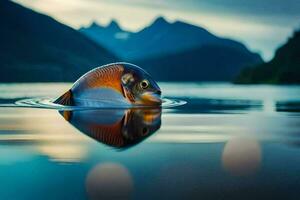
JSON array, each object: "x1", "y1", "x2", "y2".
[
  {"x1": 80, "y1": 17, "x2": 262, "y2": 61},
  {"x1": 0, "y1": 0, "x2": 116, "y2": 82},
  {"x1": 79, "y1": 20, "x2": 131, "y2": 59},
  {"x1": 136, "y1": 44, "x2": 262, "y2": 81},
  {"x1": 235, "y1": 30, "x2": 300, "y2": 84},
  {"x1": 80, "y1": 17, "x2": 262, "y2": 81},
  {"x1": 79, "y1": 20, "x2": 131, "y2": 57}
]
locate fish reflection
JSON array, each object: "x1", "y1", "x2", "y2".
[{"x1": 60, "y1": 108, "x2": 161, "y2": 148}]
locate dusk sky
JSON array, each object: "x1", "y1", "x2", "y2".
[{"x1": 14, "y1": 0, "x2": 300, "y2": 60}]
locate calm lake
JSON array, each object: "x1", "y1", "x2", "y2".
[{"x1": 0, "y1": 83, "x2": 300, "y2": 200}]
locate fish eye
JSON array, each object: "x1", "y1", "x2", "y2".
[
  {"x1": 140, "y1": 80, "x2": 149, "y2": 89},
  {"x1": 142, "y1": 127, "x2": 149, "y2": 135}
]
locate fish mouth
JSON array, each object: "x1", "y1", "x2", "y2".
[{"x1": 140, "y1": 92, "x2": 162, "y2": 106}]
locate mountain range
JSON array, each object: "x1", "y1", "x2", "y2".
[
  {"x1": 235, "y1": 30, "x2": 300, "y2": 84},
  {"x1": 0, "y1": 0, "x2": 116, "y2": 82},
  {"x1": 1, "y1": 0, "x2": 263, "y2": 83},
  {"x1": 80, "y1": 17, "x2": 262, "y2": 81}
]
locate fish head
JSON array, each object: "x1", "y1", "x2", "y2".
[
  {"x1": 121, "y1": 64, "x2": 162, "y2": 106},
  {"x1": 121, "y1": 108, "x2": 161, "y2": 143}
]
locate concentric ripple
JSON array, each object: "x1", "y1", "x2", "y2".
[{"x1": 11, "y1": 97, "x2": 186, "y2": 110}]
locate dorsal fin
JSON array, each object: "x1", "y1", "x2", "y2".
[{"x1": 54, "y1": 90, "x2": 73, "y2": 106}]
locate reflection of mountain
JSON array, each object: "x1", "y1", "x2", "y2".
[
  {"x1": 60, "y1": 108, "x2": 161, "y2": 148},
  {"x1": 80, "y1": 17, "x2": 262, "y2": 81},
  {"x1": 0, "y1": 108, "x2": 90, "y2": 163},
  {"x1": 0, "y1": 0, "x2": 116, "y2": 82},
  {"x1": 276, "y1": 101, "x2": 300, "y2": 112},
  {"x1": 236, "y1": 30, "x2": 300, "y2": 84}
]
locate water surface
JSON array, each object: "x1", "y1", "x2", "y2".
[{"x1": 0, "y1": 83, "x2": 299, "y2": 199}]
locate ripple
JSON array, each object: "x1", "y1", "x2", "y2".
[{"x1": 8, "y1": 97, "x2": 186, "y2": 110}]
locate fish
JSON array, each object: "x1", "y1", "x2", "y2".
[
  {"x1": 60, "y1": 108, "x2": 161, "y2": 148},
  {"x1": 54, "y1": 63, "x2": 162, "y2": 107}
]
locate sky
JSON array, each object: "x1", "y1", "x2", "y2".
[{"x1": 14, "y1": 0, "x2": 300, "y2": 61}]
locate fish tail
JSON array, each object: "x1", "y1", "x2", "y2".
[
  {"x1": 54, "y1": 90, "x2": 73, "y2": 106},
  {"x1": 59, "y1": 111, "x2": 73, "y2": 121}
]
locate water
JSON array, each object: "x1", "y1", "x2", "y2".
[{"x1": 0, "y1": 83, "x2": 299, "y2": 199}]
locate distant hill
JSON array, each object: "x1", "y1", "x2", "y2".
[
  {"x1": 79, "y1": 20, "x2": 131, "y2": 59},
  {"x1": 0, "y1": 0, "x2": 116, "y2": 82},
  {"x1": 80, "y1": 17, "x2": 262, "y2": 81},
  {"x1": 135, "y1": 44, "x2": 262, "y2": 81},
  {"x1": 235, "y1": 31, "x2": 300, "y2": 84},
  {"x1": 80, "y1": 17, "x2": 262, "y2": 60}
]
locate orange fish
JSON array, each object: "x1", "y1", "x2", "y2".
[
  {"x1": 60, "y1": 108, "x2": 161, "y2": 148},
  {"x1": 54, "y1": 63, "x2": 162, "y2": 107}
]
